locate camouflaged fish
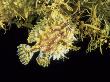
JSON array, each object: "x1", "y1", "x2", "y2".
[
  {"x1": 17, "y1": 17, "x2": 77, "y2": 67},
  {"x1": 17, "y1": 0, "x2": 78, "y2": 67}
]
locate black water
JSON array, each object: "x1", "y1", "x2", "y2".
[{"x1": 0, "y1": 25, "x2": 110, "y2": 81}]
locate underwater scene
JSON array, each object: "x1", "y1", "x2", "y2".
[{"x1": 0, "y1": 0, "x2": 110, "y2": 81}]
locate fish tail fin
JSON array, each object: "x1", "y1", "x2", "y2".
[{"x1": 17, "y1": 44, "x2": 33, "y2": 65}]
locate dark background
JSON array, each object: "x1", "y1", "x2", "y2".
[{"x1": 0, "y1": 24, "x2": 110, "y2": 81}]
